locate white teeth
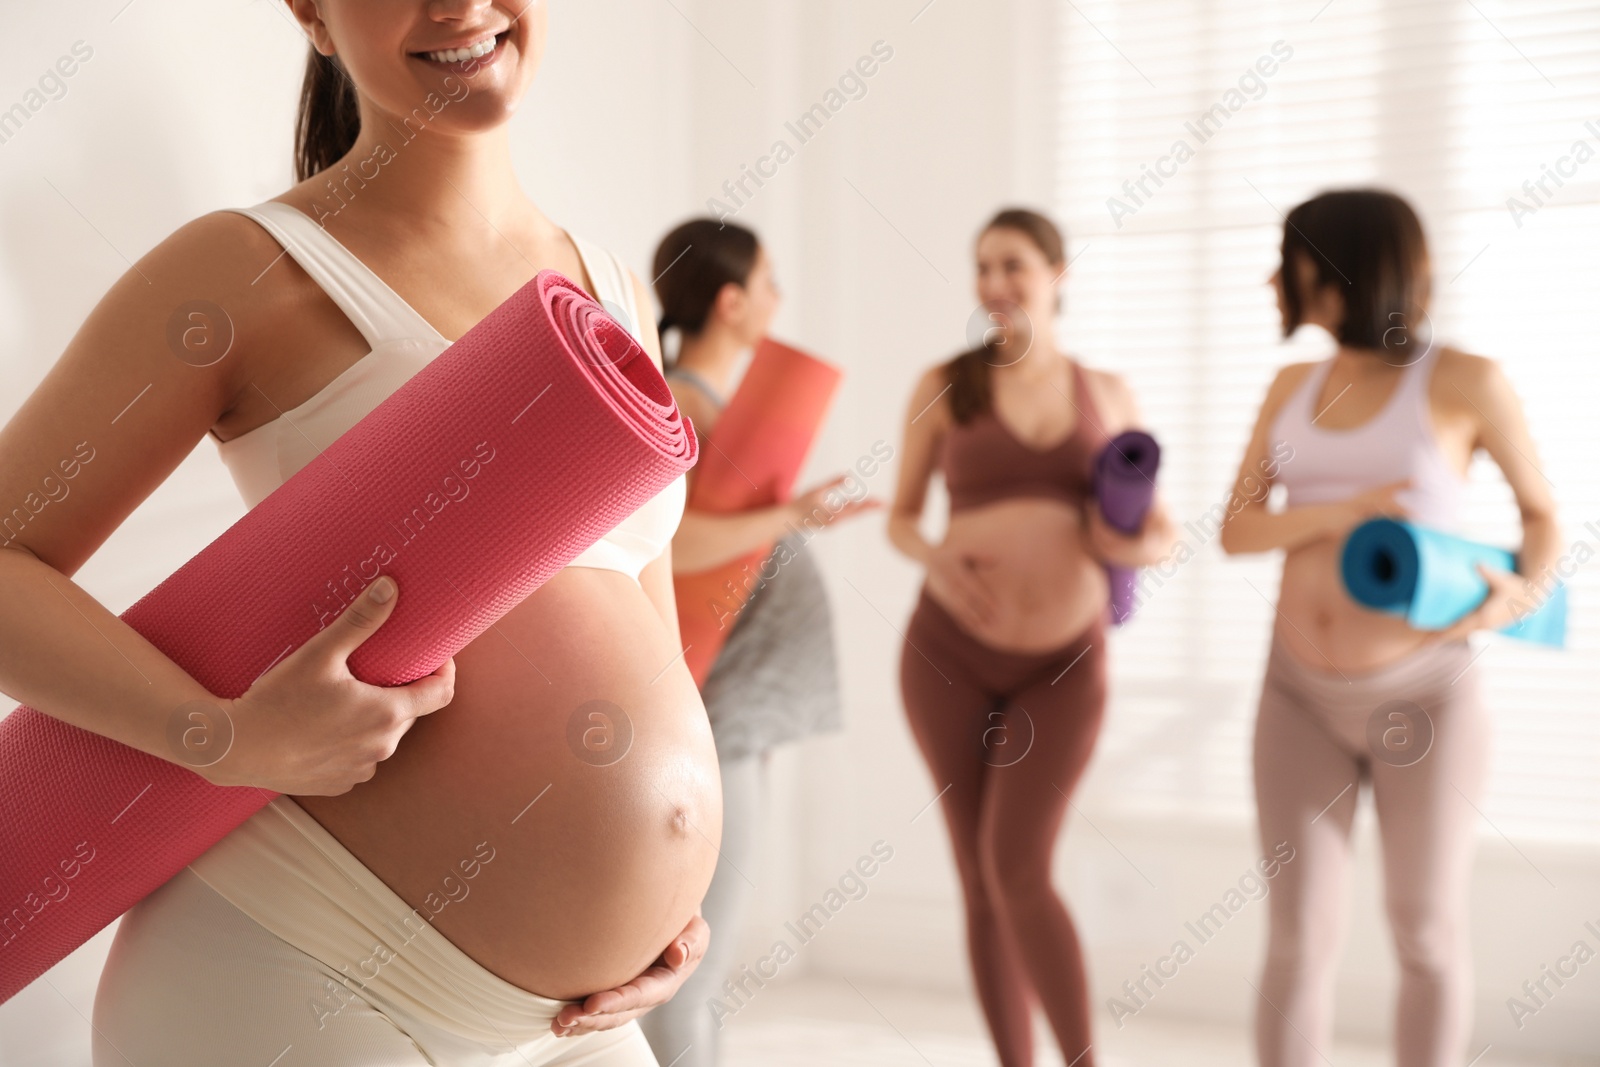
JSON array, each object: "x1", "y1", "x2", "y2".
[{"x1": 424, "y1": 36, "x2": 497, "y2": 64}]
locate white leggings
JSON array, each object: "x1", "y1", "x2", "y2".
[
  {"x1": 92, "y1": 799, "x2": 660, "y2": 1067},
  {"x1": 1252, "y1": 632, "x2": 1489, "y2": 1067}
]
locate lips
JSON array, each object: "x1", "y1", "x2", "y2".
[{"x1": 412, "y1": 29, "x2": 510, "y2": 70}]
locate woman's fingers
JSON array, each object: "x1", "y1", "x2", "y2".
[
  {"x1": 550, "y1": 915, "x2": 709, "y2": 1036},
  {"x1": 303, "y1": 575, "x2": 400, "y2": 666}
]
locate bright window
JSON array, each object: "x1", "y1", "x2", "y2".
[{"x1": 1056, "y1": 0, "x2": 1600, "y2": 841}]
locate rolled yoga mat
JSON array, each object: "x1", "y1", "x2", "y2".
[
  {"x1": 675, "y1": 337, "x2": 842, "y2": 687},
  {"x1": 0, "y1": 270, "x2": 698, "y2": 1004},
  {"x1": 1340, "y1": 517, "x2": 1567, "y2": 647},
  {"x1": 1093, "y1": 430, "x2": 1161, "y2": 626}
]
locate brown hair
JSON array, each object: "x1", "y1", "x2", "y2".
[
  {"x1": 651, "y1": 218, "x2": 761, "y2": 366},
  {"x1": 947, "y1": 207, "x2": 1067, "y2": 424},
  {"x1": 295, "y1": 49, "x2": 360, "y2": 182},
  {"x1": 1279, "y1": 189, "x2": 1431, "y2": 357}
]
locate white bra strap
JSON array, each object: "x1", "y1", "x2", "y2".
[
  {"x1": 223, "y1": 202, "x2": 443, "y2": 348},
  {"x1": 568, "y1": 233, "x2": 643, "y2": 346}
]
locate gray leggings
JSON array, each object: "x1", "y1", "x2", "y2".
[
  {"x1": 1252, "y1": 632, "x2": 1489, "y2": 1067},
  {"x1": 638, "y1": 751, "x2": 766, "y2": 1067}
]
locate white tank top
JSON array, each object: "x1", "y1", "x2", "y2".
[
  {"x1": 1267, "y1": 345, "x2": 1465, "y2": 533},
  {"x1": 209, "y1": 200, "x2": 685, "y2": 581}
]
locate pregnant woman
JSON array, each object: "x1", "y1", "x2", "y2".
[
  {"x1": 0, "y1": 4, "x2": 717, "y2": 1064},
  {"x1": 1219, "y1": 189, "x2": 1560, "y2": 1067},
  {"x1": 888, "y1": 208, "x2": 1175, "y2": 1067},
  {"x1": 637, "y1": 218, "x2": 875, "y2": 1067}
]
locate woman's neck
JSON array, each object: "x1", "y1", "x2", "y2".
[
  {"x1": 672, "y1": 327, "x2": 746, "y2": 395},
  {"x1": 310, "y1": 108, "x2": 541, "y2": 237},
  {"x1": 994, "y1": 329, "x2": 1063, "y2": 379}
]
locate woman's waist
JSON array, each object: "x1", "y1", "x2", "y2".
[
  {"x1": 188, "y1": 797, "x2": 572, "y2": 1045},
  {"x1": 1270, "y1": 545, "x2": 1474, "y2": 681},
  {"x1": 942, "y1": 509, "x2": 1106, "y2": 603},
  {"x1": 1263, "y1": 622, "x2": 1475, "y2": 707}
]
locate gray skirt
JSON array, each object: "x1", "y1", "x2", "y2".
[{"x1": 697, "y1": 531, "x2": 843, "y2": 762}]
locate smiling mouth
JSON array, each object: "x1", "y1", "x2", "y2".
[{"x1": 413, "y1": 30, "x2": 509, "y2": 66}]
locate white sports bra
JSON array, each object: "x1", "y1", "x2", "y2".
[{"x1": 210, "y1": 200, "x2": 685, "y2": 581}]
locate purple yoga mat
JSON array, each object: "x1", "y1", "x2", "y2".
[{"x1": 1093, "y1": 430, "x2": 1161, "y2": 625}]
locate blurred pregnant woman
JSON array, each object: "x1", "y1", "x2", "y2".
[
  {"x1": 637, "y1": 218, "x2": 876, "y2": 1067},
  {"x1": 0, "y1": 3, "x2": 717, "y2": 1064},
  {"x1": 888, "y1": 208, "x2": 1176, "y2": 1067},
  {"x1": 1219, "y1": 189, "x2": 1560, "y2": 1067}
]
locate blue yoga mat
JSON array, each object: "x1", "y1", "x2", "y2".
[{"x1": 1339, "y1": 518, "x2": 1567, "y2": 647}]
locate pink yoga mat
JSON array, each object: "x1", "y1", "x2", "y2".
[
  {"x1": 0, "y1": 270, "x2": 697, "y2": 1004},
  {"x1": 675, "y1": 338, "x2": 841, "y2": 686}
]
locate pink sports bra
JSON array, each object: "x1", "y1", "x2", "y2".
[{"x1": 1268, "y1": 345, "x2": 1465, "y2": 532}]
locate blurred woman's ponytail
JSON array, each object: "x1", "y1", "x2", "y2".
[
  {"x1": 294, "y1": 49, "x2": 360, "y2": 182},
  {"x1": 651, "y1": 218, "x2": 761, "y2": 369}
]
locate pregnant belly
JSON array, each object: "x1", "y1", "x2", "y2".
[
  {"x1": 1276, "y1": 540, "x2": 1436, "y2": 674},
  {"x1": 295, "y1": 566, "x2": 721, "y2": 1001},
  {"x1": 937, "y1": 498, "x2": 1109, "y2": 652}
]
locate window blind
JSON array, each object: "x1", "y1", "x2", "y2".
[{"x1": 1054, "y1": 0, "x2": 1600, "y2": 842}]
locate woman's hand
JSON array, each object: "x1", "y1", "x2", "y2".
[
  {"x1": 201, "y1": 576, "x2": 456, "y2": 795},
  {"x1": 1086, "y1": 507, "x2": 1147, "y2": 568},
  {"x1": 1428, "y1": 563, "x2": 1540, "y2": 643},
  {"x1": 1331, "y1": 479, "x2": 1412, "y2": 539},
  {"x1": 551, "y1": 910, "x2": 710, "y2": 1037},
  {"x1": 924, "y1": 541, "x2": 1001, "y2": 631},
  {"x1": 787, "y1": 474, "x2": 883, "y2": 531}
]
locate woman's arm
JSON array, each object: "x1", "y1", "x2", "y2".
[
  {"x1": 663, "y1": 370, "x2": 876, "y2": 574},
  {"x1": 886, "y1": 366, "x2": 949, "y2": 566},
  {"x1": 670, "y1": 504, "x2": 801, "y2": 574},
  {"x1": 1218, "y1": 363, "x2": 1400, "y2": 556},
  {"x1": 0, "y1": 214, "x2": 250, "y2": 761},
  {"x1": 1081, "y1": 369, "x2": 1180, "y2": 568},
  {"x1": 1433, "y1": 353, "x2": 1562, "y2": 640},
  {"x1": 0, "y1": 212, "x2": 454, "y2": 796},
  {"x1": 661, "y1": 377, "x2": 793, "y2": 573}
]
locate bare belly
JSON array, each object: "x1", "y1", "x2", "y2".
[
  {"x1": 295, "y1": 567, "x2": 721, "y2": 1001},
  {"x1": 934, "y1": 498, "x2": 1109, "y2": 652},
  {"x1": 1276, "y1": 539, "x2": 1437, "y2": 674}
]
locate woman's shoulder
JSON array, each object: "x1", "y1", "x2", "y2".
[
  {"x1": 98, "y1": 207, "x2": 303, "y2": 362},
  {"x1": 1430, "y1": 345, "x2": 1508, "y2": 415},
  {"x1": 137, "y1": 207, "x2": 287, "y2": 287},
  {"x1": 1433, "y1": 344, "x2": 1498, "y2": 383}
]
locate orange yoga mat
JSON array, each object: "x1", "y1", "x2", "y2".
[{"x1": 676, "y1": 338, "x2": 841, "y2": 685}]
